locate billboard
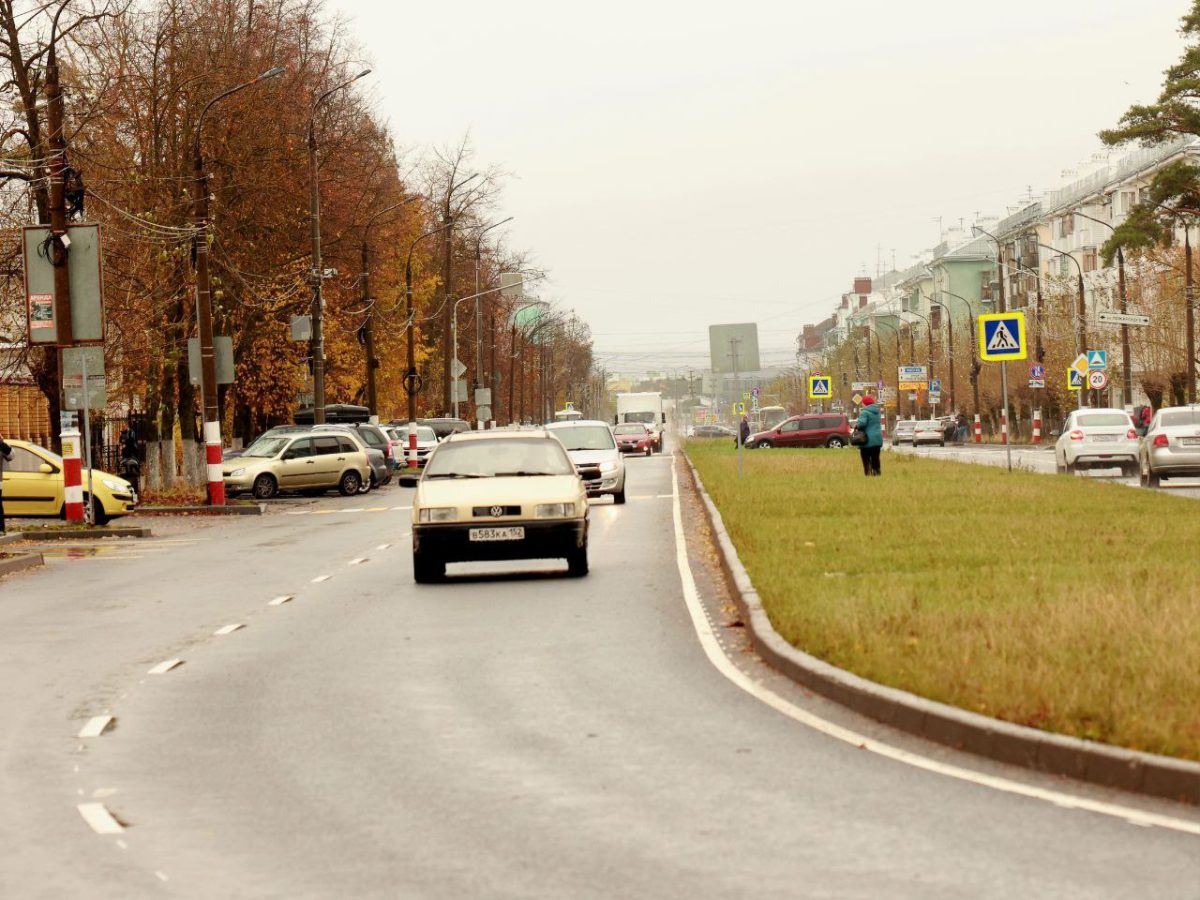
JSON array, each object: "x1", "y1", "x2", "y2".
[{"x1": 708, "y1": 323, "x2": 760, "y2": 374}]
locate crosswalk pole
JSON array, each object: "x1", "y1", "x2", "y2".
[{"x1": 1001, "y1": 361, "x2": 1012, "y2": 472}]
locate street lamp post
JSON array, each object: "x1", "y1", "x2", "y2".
[
  {"x1": 935, "y1": 286, "x2": 980, "y2": 418},
  {"x1": 1074, "y1": 210, "x2": 1132, "y2": 407},
  {"x1": 972, "y1": 225, "x2": 1008, "y2": 314},
  {"x1": 467, "y1": 217, "x2": 513, "y2": 426},
  {"x1": 1038, "y1": 242, "x2": 1088, "y2": 408},
  {"x1": 931, "y1": 301, "x2": 956, "y2": 410},
  {"x1": 876, "y1": 318, "x2": 902, "y2": 420},
  {"x1": 193, "y1": 65, "x2": 284, "y2": 505},
  {"x1": 308, "y1": 69, "x2": 371, "y2": 425},
  {"x1": 404, "y1": 222, "x2": 454, "y2": 426}
]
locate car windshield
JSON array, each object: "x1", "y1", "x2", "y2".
[
  {"x1": 1160, "y1": 410, "x2": 1200, "y2": 427},
  {"x1": 392, "y1": 426, "x2": 438, "y2": 442},
  {"x1": 1078, "y1": 413, "x2": 1131, "y2": 427},
  {"x1": 244, "y1": 437, "x2": 290, "y2": 458},
  {"x1": 896, "y1": 421, "x2": 916, "y2": 431},
  {"x1": 614, "y1": 424, "x2": 647, "y2": 435},
  {"x1": 916, "y1": 421, "x2": 940, "y2": 429},
  {"x1": 552, "y1": 425, "x2": 616, "y2": 451},
  {"x1": 622, "y1": 412, "x2": 656, "y2": 424},
  {"x1": 423, "y1": 438, "x2": 574, "y2": 478}
]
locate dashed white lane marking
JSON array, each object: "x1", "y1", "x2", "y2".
[
  {"x1": 92, "y1": 788, "x2": 118, "y2": 799},
  {"x1": 115, "y1": 839, "x2": 127, "y2": 850},
  {"x1": 268, "y1": 595, "x2": 293, "y2": 606},
  {"x1": 214, "y1": 623, "x2": 244, "y2": 635},
  {"x1": 669, "y1": 465, "x2": 1200, "y2": 836},
  {"x1": 77, "y1": 716, "x2": 113, "y2": 738},
  {"x1": 342, "y1": 508, "x2": 364, "y2": 513},
  {"x1": 392, "y1": 505, "x2": 412, "y2": 511},
  {"x1": 77, "y1": 803, "x2": 124, "y2": 834},
  {"x1": 364, "y1": 506, "x2": 388, "y2": 512},
  {"x1": 348, "y1": 557, "x2": 368, "y2": 566},
  {"x1": 376, "y1": 543, "x2": 392, "y2": 550},
  {"x1": 147, "y1": 659, "x2": 183, "y2": 675},
  {"x1": 311, "y1": 575, "x2": 332, "y2": 584},
  {"x1": 155, "y1": 871, "x2": 169, "y2": 883}
]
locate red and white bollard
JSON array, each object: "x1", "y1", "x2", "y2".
[
  {"x1": 1032, "y1": 409, "x2": 1042, "y2": 445},
  {"x1": 1000, "y1": 408, "x2": 1008, "y2": 445},
  {"x1": 204, "y1": 420, "x2": 225, "y2": 506},
  {"x1": 61, "y1": 427, "x2": 85, "y2": 523},
  {"x1": 407, "y1": 420, "x2": 419, "y2": 470},
  {"x1": 973, "y1": 414, "x2": 982, "y2": 444},
  {"x1": 880, "y1": 412, "x2": 888, "y2": 440}
]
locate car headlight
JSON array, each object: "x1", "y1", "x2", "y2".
[
  {"x1": 536, "y1": 503, "x2": 571, "y2": 518},
  {"x1": 227, "y1": 468, "x2": 246, "y2": 477},
  {"x1": 598, "y1": 460, "x2": 619, "y2": 473},
  {"x1": 418, "y1": 507, "x2": 457, "y2": 523},
  {"x1": 100, "y1": 479, "x2": 127, "y2": 491}
]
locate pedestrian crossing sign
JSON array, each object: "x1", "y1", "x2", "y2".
[
  {"x1": 1067, "y1": 367, "x2": 1084, "y2": 391},
  {"x1": 977, "y1": 312, "x2": 1027, "y2": 361},
  {"x1": 808, "y1": 375, "x2": 832, "y2": 399}
]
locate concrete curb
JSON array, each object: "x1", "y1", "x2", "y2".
[
  {"x1": 134, "y1": 504, "x2": 263, "y2": 517},
  {"x1": 681, "y1": 454, "x2": 1200, "y2": 806},
  {"x1": 0, "y1": 551, "x2": 44, "y2": 577},
  {"x1": 14, "y1": 526, "x2": 151, "y2": 540}
]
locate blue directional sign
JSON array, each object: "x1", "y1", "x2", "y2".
[
  {"x1": 977, "y1": 312, "x2": 1027, "y2": 361},
  {"x1": 1030, "y1": 364, "x2": 1045, "y2": 378},
  {"x1": 1087, "y1": 350, "x2": 1108, "y2": 370},
  {"x1": 929, "y1": 379, "x2": 942, "y2": 393},
  {"x1": 808, "y1": 375, "x2": 832, "y2": 399}
]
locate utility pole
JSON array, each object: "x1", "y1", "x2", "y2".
[
  {"x1": 308, "y1": 70, "x2": 370, "y2": 425},
  {"x1": 1187, "y1": 228, "x2": 1197, "y2": 403},
  {"x1": 359, "y1": 198, "x2": 414, "y2": 418},
  {"x1": 45, "y1": 34, "x2": 74, "y2": 451}
]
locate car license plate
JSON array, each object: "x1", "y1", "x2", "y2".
[
  {"x1": 1091, "y1": 435, "x2": 1118, "y2": 442},
  {"x1": 469, "y1": 526, "x2": 524, "y2": 542},
  {"x1": 1180, "y1": 437, "x2": 1200, "y2": 446}
]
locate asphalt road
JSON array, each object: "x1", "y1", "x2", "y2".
[{"x1": 1, "y1": 456, "x2": 1197, "y2": 898}]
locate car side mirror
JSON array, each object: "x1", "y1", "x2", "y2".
[{"x1": 38, "y1": 463, "x2": 54, "y2": 474}]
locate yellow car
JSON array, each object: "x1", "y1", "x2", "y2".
[
  {"x1": 411, "y1": 430, "x2": 589, "y2": 583},
  {"x1": 2, "y1": 439, "x2": 138, "y2": 525}
]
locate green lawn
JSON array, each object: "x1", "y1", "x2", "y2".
[{"x1": 686, "y1": 441, "x2": 1200, "y2": 760}]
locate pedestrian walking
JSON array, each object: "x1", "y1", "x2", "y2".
[
  {"x1": 955, "y1": 411, "x2": 969, "y2": 444},
  {"x1": 738, "y1": 415, "x2": 751, "y2": 448},
  {"x1": 0, "y1": 433, "x2": 12, "y2": 534},
  {"x1": 855, "y1": 397, "x2": 883, "y2": 477}
]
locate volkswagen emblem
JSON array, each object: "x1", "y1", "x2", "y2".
[{"x1": 489, "y1": 505, "x2": 504, "y2": 518}]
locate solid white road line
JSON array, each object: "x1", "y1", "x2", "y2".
[
  {"x1": 669, "y1": 464, "x2": 1200, "y2": 836},
  {"x1": 268, "y1": 595, "x2": 294, "y2": 606},
  {"x1": 77, "y1": 803, "x2": 124, "y2": 835},
  {"x1": 214, "y1": 623, "x2": 245, "y2": 635},
  {"x1": 147, "y1": 659, "x2": 183, "y2": 675},
  {"x1": 77, "y1": 716, "x2": 113, "y2": 738}
]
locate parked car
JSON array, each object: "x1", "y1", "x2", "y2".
[
  {"x1": 320, "y1": 422, "x2": 395, "y2": 473},
  {"x1": 1138, "y1": 405, "x2": 1200, "y2": 487},
  {"x1": 912, "y1": 420, "x2": 947, "y2": 447},
  {"x1": 222, "y1": 432, "x2": 371, "y2": 499},
  {"x1": 546, "y1": 419, "x2": 626, "y2": 504},
  {"x1": 691, "y1": 424, "x2": 735, "y2": 439},
  {"x1": 311, "y1": 424, "x2": 391, "y2": 489},
  {"x1": 613, "y1": 423, "x2": 655, "y2": 456},
  {"x1": 416, "y1": 417, "x2": 472, "y2": 440},
  {"x1": 387, "y1": 424, "x2": 440, "y2": 470},
  {"x1": 411, "y1": 430, "x2": 589, "y2": 582},
  {"x1": 891, "y1": 419, "x2": 918, "y2": 446},
  {"x1": 1, "y1": 439, "x2": 138, "y2": 524},
  {"x1": 1053, "y1": 408, "x2": 1139, "y2": 476},
  {"x1": 223, "y1": 424, "x2": 310, "y2": 461},
  {"x1": 748, "y1": 414, "x2": 851, "y2": 449}
]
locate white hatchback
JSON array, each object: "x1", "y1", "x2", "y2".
[{"x1": 1054, "y1": 408, "x2": 1139, "y2": 476}]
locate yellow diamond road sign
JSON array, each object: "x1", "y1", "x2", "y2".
[{"x1": 1070, "y1": 353, "x2": 1089, "y2": 376}]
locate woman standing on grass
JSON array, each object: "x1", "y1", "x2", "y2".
[{"x1": 855, "y1": 397, "x2": 883, "y2": 477}]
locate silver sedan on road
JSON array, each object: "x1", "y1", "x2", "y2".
[{"x1": 1139, "y1": 405, "x2": 1200, "y2": 487}]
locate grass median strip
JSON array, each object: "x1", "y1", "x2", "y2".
[{"x1": 687, "y1": 442, "x2": 1200, "y2": 761}]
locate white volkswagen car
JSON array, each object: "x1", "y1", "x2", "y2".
[
  {"x1": 1054, "y1": 408, "x2": 1139, "y2": 476},
  {"x1": 545, "y1": 420, "x2": 626, "y2": 504},
  {"x1": 411, "y1": 430, "x2": 589, "y2": 582}
]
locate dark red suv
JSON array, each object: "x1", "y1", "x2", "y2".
[{"x1": 748, "y1": 414, "x2": 851, "y2": 449}]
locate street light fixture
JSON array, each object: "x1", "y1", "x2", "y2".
[
  {"x1": 403, "y1": 221, "x2": 454, "y2": 424},
  {"x1": 308, "y1": 68, "x2": 371, "y2": 425},
  {"x1": 193, "y1": 64, "x2": 285, "y2": 505},
  {"x1": 1073, "y1": 209, "x2": 1132, "y2": 407},
  {"x1": 1037, "y1": 241, "x2": 1088, "y2": 408}
]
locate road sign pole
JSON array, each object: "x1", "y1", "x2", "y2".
[
  {"x1": 82, "y1": 355, "x2": 95, "y2": 526},
  {"x1": 1001, "y1": 361, "x2": 1012, "y2": 472}
]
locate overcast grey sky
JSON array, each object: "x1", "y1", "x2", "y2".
[{"x1": 331, "y1": 0, "x2": 1189, "y2": 373}]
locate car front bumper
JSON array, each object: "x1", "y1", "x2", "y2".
[{"x1": 414, "y1": 518, "x2": 588, "y2": 562}]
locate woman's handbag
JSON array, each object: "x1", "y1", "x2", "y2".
[{"x1": 850, "y1": 425, "x2": 868, "y2": 447}]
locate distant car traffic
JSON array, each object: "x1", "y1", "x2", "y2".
[
  {"x1": 1138, "y1": 405, "x2": 1200, "y2": 487},
  {"x1": 416, "y1": 417, "x2": 472, "y2": 440},
  {"x1": 748, "y1": 414, "x2": 851, "y2": 449},
  {"x1": 222, "y1": 432, "x2": 371, "y2": 499},
  {"x1": 613, "y1": 423, "x2": 655, "y2": 456},
  {"x1": 312, "y1": 425, "x2": 391, "y2": 489},
  {"x1": 690, "y1": 424, "x2": 735, "y2": 439},
  {"x1": 912, "y1": 420, "x2": 947, "y2": 447},
  {"x1": 891, "y1": 419, "x2": 918, "y2": 446},
  {"x1": 1054, "y1": 408, "x2": 1139, "y2": 476},
  {"x1": 411, "y1": 430, "x2": 589, "y2": 582},
  {"x1": 2, "y1": 439, "x2": 137, "y2": 524},
  {"x1": 546, "y1": 419, "x2": 626, "y2": 503}
]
